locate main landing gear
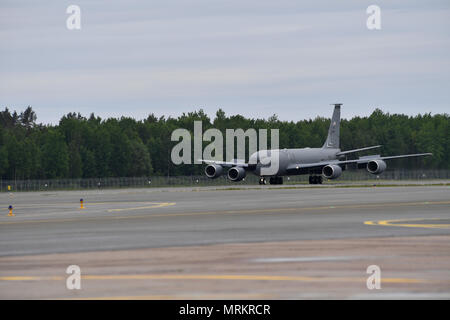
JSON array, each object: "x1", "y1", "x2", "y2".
[
  {"x1": 259, "y1": 177, "x2": 284, "y2": 185},
  {"x1": 309, "y1": 176, "x2": 323, "y2": 184},
  {"x1": 270, "y1": 177, "x2": 283, "y2": 185}
]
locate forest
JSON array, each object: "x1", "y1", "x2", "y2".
[{"x1": 0, "y1": 106, "x2": 448, "y2": 180}]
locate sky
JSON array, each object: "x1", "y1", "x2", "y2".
[{"x1": 0, "y1": 0, "x2": 449, "y2": 124}]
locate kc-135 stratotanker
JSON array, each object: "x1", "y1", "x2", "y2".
[{"x1": 200, "y1": 104, "x2": 432, "y2": 185}]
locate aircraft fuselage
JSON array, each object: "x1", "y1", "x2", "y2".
[{"x1": 250, "y1": 148, "x2": 340, "y2": 176}]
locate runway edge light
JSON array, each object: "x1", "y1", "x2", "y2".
[
  {"x1": 8, "y1": 205, "x2": 14, "y2": 217},
  {"x1": 80, "y1": 198, "x2": 84, "y2": 209}
]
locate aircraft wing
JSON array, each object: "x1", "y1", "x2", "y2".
[
  {"x1": 287, "y1": 153, "x2": 432, "y2": 172},
  {"x1": 198, "y1": 159, "x2": 249, "y2": 167},
  {"x1": 336, "y1": 145, "x2": 382, "y2": 156}
]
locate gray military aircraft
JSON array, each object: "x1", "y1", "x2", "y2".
[{"x1": 201, "y1": 104, "x2": 432, "y2": 185}]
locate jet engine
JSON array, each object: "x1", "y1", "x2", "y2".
[
  {"x1": 227, "y1": 167, "x2": 246, "y2": 182},
  {"x1": 367, "y1": 160, "x2": 387, "y2": 174},
  {"x1": 322, "y1": 164, "x2": 342, "y2": 179},
  {"x1": 205, "y1": 164, "x2": 223, "y2": 179}
]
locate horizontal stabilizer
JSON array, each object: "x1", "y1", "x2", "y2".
[{"x1": 357, "y1": 154, "x2": 381, "y2": 163}]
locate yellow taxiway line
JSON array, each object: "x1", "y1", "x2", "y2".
[
  {"x1": 107, "y1": 202, "x2": 175, "y2": 212},
  {"x1": 69, "y1": 293, "x2": 275, "y2": 300},
  {"x1": 0, "y1": 273, "x2": 429, "y2": 284},
  {"x1": 365, "y1": 217, "x2": 450, "y2": 229},
  {"x1": 1, "y1": 200, "x2": 449, "y2": 226}
]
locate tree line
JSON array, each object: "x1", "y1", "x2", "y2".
[{"x1": 0, "y1": 106, "x2": 448, "y2": 180}]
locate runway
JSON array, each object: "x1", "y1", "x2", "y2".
[{"x1": 0, "y1": 184, "x2": 449, "y2": 299}]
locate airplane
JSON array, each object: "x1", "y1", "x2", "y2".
[{"x1": 200, "y1": 104, "x2": 432, "y2": 185}]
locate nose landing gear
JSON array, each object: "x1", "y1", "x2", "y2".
[{"x1": 309, "y1": 176, "x2": 323, "y2": 184}]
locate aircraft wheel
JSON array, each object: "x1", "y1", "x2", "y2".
[{"x1": 318, "y1": 176, "x2": 323, "y2": 184}]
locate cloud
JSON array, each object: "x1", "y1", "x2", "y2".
[{"x1": 0, "y1": 0, "x2": 449, "y2": 124}]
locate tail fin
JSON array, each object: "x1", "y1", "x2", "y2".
[{"x1": 322, "y1": 104, "x2": 341, "y2": 149}]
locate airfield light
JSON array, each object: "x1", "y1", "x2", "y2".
[
  {"x1": 80, "y1": 198, "x2": 84, "y2": 209},
  {"x1": 8, "y1": 205, "x2": 14, "y2": 217}
]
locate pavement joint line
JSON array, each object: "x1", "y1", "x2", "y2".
[{"x1": 1, "y1": 200, "x2": 449, "y2": 226}]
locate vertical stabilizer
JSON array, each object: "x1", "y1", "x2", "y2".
[{"x1": 322, "y1": 104, "x2": 341, "y2": 149}]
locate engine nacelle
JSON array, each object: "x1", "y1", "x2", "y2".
[
  {"x1": 322, "y1": 164, "x2": 343, "y2": 179},
  {"x1": 367, "y1": 160, "x2": 387, "y2": 174},
  {"x1": 205, "y1": 164, "x2": 223, "y2": 179},
  {"x1": 227, "y1": 167, "x2": 246, "y2": 182}
]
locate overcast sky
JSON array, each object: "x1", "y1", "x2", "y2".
[{"x1": 0, "y1": 0, "x2": 449, "y2": 124}]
